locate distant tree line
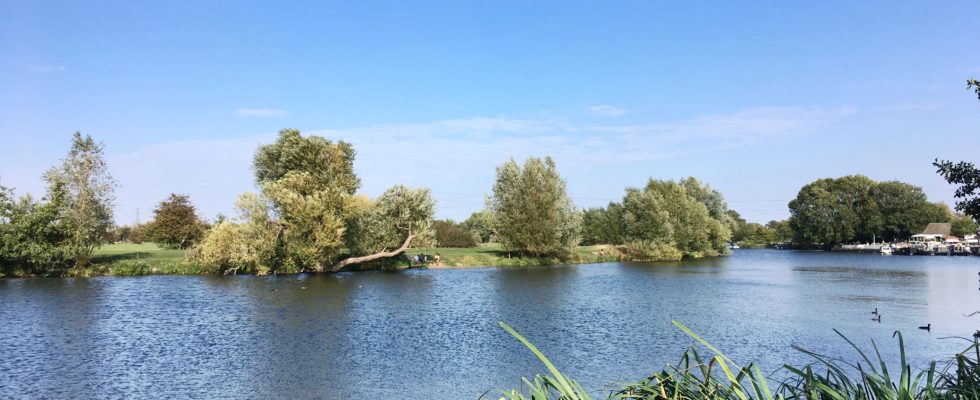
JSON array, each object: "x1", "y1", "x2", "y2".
[{"x1": 5, "y1": 79, "x2": 977, "y2": 277}]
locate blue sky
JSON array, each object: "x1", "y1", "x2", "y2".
[{"x1": 1, "y1": 1, "x2": 978, "y2": 224}]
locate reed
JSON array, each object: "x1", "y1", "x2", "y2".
[{"x1": 497, "y1": 321, "x2": 980, "y2": 400}]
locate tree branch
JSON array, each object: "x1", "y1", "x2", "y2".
[{"x1": 325, "y1": 230, "x2": 415, "y2": 273}]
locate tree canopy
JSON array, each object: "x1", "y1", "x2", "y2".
[
  {"x1": 489, "y1": 156, "x2": 581, "y2": 257},
  {"x1": 43, "y1": 132, "x2": 116, "y2": 267},
  {"x1": 934, "y1": 159, "x2": 980, "y2": 225},
  {"x1": 789, "y1": 175, "x2": 950, "y2": 248},
  {"x1": 145, "y1": 194, "x2": 207, "y2": 249},
  {"x1": 194, "y1": 129, "x2": 435, "y2": 273},
  {"x1": 579, "y1": 177, "x2": 732, "y2": 260}
]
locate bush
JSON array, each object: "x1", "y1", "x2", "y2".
[
  {"x1": 621, "y1": 241, "x2": 683, "y2": 262},
  {"x1": 433, "y1": 220, "x2": 478, "y2": 247},
  {"x1": 111, "y1": 259, "x2": 152, "y2": 276}
]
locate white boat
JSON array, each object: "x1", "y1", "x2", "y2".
[{"x1": 880, "y1": 246, "x2": 893, "y2": 255}]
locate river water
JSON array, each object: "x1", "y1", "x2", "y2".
[{"x1": 1, "y1": 249, "x2": 979, "y2": 399}]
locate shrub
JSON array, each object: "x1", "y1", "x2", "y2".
[
  {"x1": 433, "y1": 219, "x2": 478, "y2": 247},
  {"x1": 621, "y1": 241, "x2": 683, "y2": 262}
]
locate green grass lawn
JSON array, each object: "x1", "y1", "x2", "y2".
[{"x1": 92, "y1": 242, "x2": 186, "y2": 266}]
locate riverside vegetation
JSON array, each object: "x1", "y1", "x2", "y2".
[
  {"x1": 2, "y1": 128, "x2": 979, "y2": 277},
  {"x1": 496, "y1": 321, "x2": 980, "y2": 400}
]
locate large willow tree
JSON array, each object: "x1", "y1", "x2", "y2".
[
  {"x1": 196, "y1": 129, "x2": 434, "y2": 273},
  {"x1": 489, "y1": 156, "x2": 581, "y2": 257}
]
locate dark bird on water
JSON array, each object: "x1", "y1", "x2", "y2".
[
  {"x1": 919, "y1": 323, "x2": 931, "y2": 331},
  {"x1": 872, "y1": 315, "x2": 881, "y2": 322},
  {"x1": 872, "y1": 307, "x2": 878, "y2": 315}
]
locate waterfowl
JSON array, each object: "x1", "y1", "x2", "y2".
[
  {"x1": 872, "y1": 307, "x2": 878, "y2": 315},
  {"x1": 872, "y1": 315, "x2": 881, "y2": 322},
  {"x1": 918, "y1": 323, "x2": 931, "y2": 331}
]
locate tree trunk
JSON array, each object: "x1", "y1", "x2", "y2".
[{"x1": 323, "y1": 231, "x2": 415, "y2": 273}]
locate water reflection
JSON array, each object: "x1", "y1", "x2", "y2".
[{"x1": 1, "y1": 250, "x2": 978, "y2": 399}]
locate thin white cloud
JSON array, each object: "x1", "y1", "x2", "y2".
[
  {"x1": 107, "y1": 106, "x2": 852, "y2": 223},
  {"x1": 589, "y1": 105, "x2": 628, "y2": 116},
  {"x1": 236, "y1": 108, "x2": 288, "y2": 117},
  {"x1": 28, "y1": 64, "x2": 66, "y2": 73},
  {"x1": 872, "y1": 103, "x2": 943, "y2": 112}
]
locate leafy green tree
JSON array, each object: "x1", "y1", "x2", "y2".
[
  {"x1": 489, "y1": 156, "x2": 581, "y2": 257},
  {"x1": 0, "y1": 192, "x2": 71, "y2": 274},
  {"x1": 790, "y1": 176, "x2": 950, "y2": 247},
  {"x1": 433, "y1": 219, "x2": 478, "y2": 248},
  {"x1": 789, "y1": 178, "x2": 856, "y2": 248},
  {"x1": 613, "y1": 178, "x2": 731, "y2": 260},
  {"x1": 194, "y1": 192, "x2": 279, "y2": 274},
  {"x1": 241, "y1": 129, "x2": 436, "y2": 272},
  {"x1": 951, "y1": 214, "x2": 978, "y2": 237},
  {"x1": 337, "y1": 185, "x2": 436, "y2": 271},
  {"x1": 872, "y1": 181, "x2": 935, "y2": 241},
  {"x1": 766, "y1": 220, "x2": 793, "y2": 243},
  {"x1": 145, "y1": 194, "x2": 207, "y2": 249},
  {"x1": 43, "y1": 132, "x2": 116, "y2": 267},
  {"x1": 642, "y1": 179, "x2": 730, "y2": 258},
  {"x1": 934, "y1": 159, "x2": 980, "y2": 224},
  {"x1": 464, "y1": 210, "x2": 496, "y2": 243},
  {"x1": 726, "y1": 210, "x2": 749, "y2": 243},
  {"x1": 580, "y1": 204, "x2": 624, "y2": 245},
  {"x1": 929, "y1": 80, "x2": 980, "y2": 224},
  {"x1": 253, "y1": 129, "x2": 360, "y2": 271}
]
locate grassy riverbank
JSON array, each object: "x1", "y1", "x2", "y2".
[
  {"x1": 6, "y1": 242, "x2": 625, "y2": 277},
  {"x1": 407, "y1": 243, "x2": 622, "y2": 268}
]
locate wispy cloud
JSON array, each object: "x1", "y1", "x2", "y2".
[
  {"x1": 589, "y1": 105, "x2": 628, "y2": 116},
  {"x1": 107, "y1": 106, "x2": 853, "y2": 222},
  {"x1": 28, "y1": 64, "x2": 66, "y2": 73},
  {"x1": 236, "y1": 108, "x2": 288, "y2": 117},
  {"x1": 872, "y1": 103, "x2": 943, "y2": 112}
]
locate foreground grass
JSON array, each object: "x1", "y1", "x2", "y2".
[{"x1": 496, "y1": 321, "x2": 980, "y2": 400}]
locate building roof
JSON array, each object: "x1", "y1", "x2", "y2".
[{"x1": 921, "y1": 223, "x2": 952, "y2": 236}]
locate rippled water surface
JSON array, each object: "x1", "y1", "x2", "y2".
[{"x1": 2, "y1": 250, "x2": 979, "y2": 399}]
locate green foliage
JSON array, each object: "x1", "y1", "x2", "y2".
[
  {"x1": 617, "y1": 178, "x2": 731, "y2": 259},
  {"x1": 934, "y1": 158, "x2": 980, "y2": 224},
  {"x1": 497, "y1": 321, "x2": 592, "y2": 400},
  {"x1": 576, "y1": 178, "x2": 733, "y2": 259},
  {"x1": 43, "y1": 132, "x2": 116, "y2": 267},
  {"x1": 501, "y1": 320, "x2": 980, "y2": 400},
  {"x1": 620, "y1": 240, "x2": 684, "y2": 261},
  {"x1": 145, "y1": 194, "x2": 207, "y2": 249},
  {"x1": 252, "y1": 129, "x2": 361, "y2": 270},
  {"x1": 951, "y1": 215, "x2": 978, "y2": 237},
  {"x1": 490, "y1": 156, "x2": 581, "y2": 257},
  {"x1": 789, "y1": 176, "x2": 949, "y2": 248},
  {"x1": 433, "y1": 219, "x2": 478, "y2": 247},
  {"x1": 766, "y1": 220, "x2": 793, "y2": 243},
  {"x1": 193, "y1": 193, "x2": 281, "y2": 274},
  {"x1": 464, "y1": 210, "x2": 496, "y2": 243},
  {"x1": 0, "y1": 192, "x2": 71, "y2": 274},
  {"x1": 343, "y1": 185, "x2": 437, "y2": 269},
  {"x1": 968, "y1": 78, "x2": 980, "y2": 99},
  {"x1": 580, "y1": 204, "x2": 624, "y2": 246}
]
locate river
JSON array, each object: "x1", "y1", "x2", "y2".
[{"x1": 1, "y1": 249, "x2": 979, "y2": 399}]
